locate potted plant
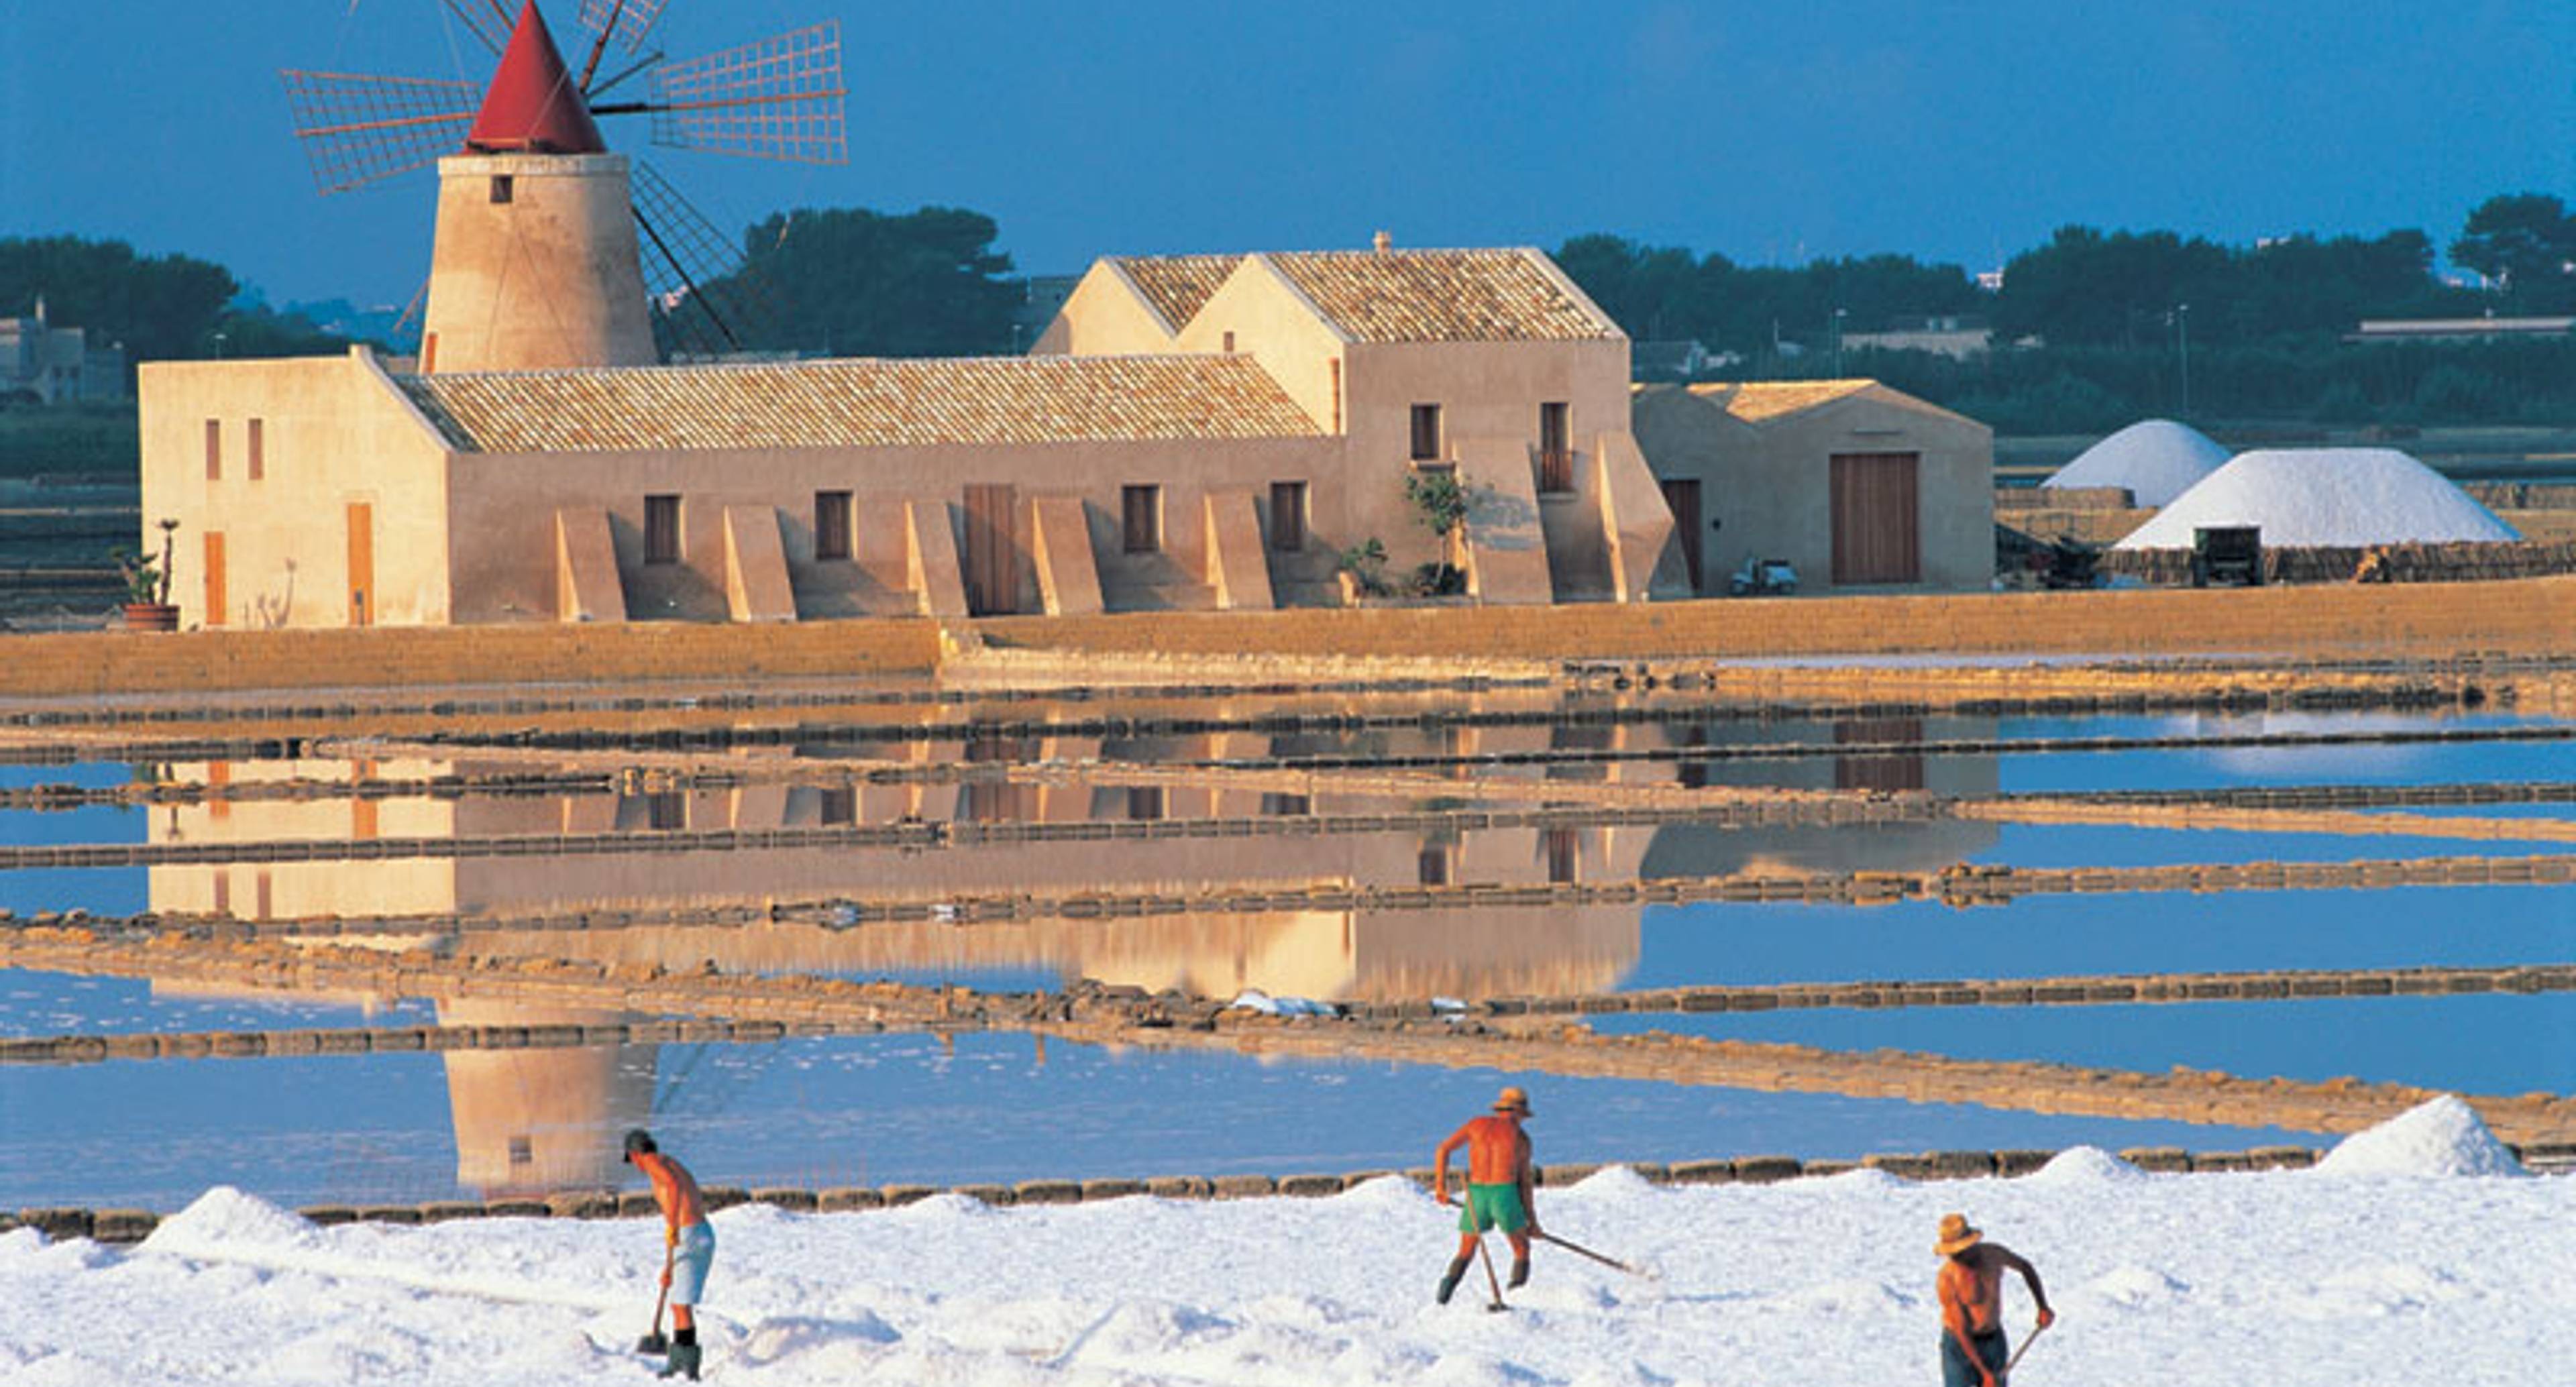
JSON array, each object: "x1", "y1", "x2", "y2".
[{"x1": 115, "y1": 518, "x2": 181, "y2": 632}]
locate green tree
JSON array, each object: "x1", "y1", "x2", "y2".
[
  {"x1": 0, "y1": 235, "x2": 238, "y2": 372},
  {"x1": 2450, "y1": 192, "x2": 2576, "y2": 310},
  {"x1": 724, "y1": 206, "x2": 1022, "y2": 357}
]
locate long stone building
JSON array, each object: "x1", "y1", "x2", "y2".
[
  {"x1": 133, "y1": 0, "x2": 1985, "y2": 630},
  {"x1": 139, "y1": 241, "x2": 1673, "y2": 627}
]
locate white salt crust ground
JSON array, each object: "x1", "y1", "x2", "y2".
[
  {"x1": 1, "y1": 1099, "x2": 2567, "y2": 1386},
  {"x1": 2044, "y1": 419, "x2": 2230, "y2": 508},
  {"x1": 2116, "y1": 447, "x2": 2520, "y2": 549}
]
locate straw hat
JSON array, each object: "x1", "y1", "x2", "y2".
[
  {"x1": 1492, "y1": 1086, "x2": 1532, "y2": 1116},
  {"x1": 1935, "y1": 1213, "x2": 1983, "y2": 1256}
]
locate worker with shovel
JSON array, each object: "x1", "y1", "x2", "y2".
[
  {"x1": 625, "y1": 1129, "x2": 714, "y2": 1381},
  {"x1": 1935, "y1": 1213, "x2": 2054, "y2": 1387},
  {"x1": 1432, "y1": 1085, "x2": 1540, "y2": 1305}
]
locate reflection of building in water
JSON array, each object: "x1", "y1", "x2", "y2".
[
  {"x1": 140, "y1": 718, "x2": 2000, "y2": 1193},
  {"x1": 440, "y1": 999, "x2": 652, "y2": 1196},
  {"x1": 1638, "y1": 715, "x2": 2002, "y2": 877},
  {"x1": 145, "y1": 728, "x2": 1672, "y2": 1003}
]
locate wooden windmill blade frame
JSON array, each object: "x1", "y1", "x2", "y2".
[
  {"x1": 279, "y1": 70, "x2": 481, "y2": 194},
  {"x1": 630, "y1": 159, "x2": 784, "y2": 359},
  {"x1": 442, "y1": 0, "x2": 515, "y2": 56},
  {"x1": 624, "y1": 21, "x2": 848, "y2": 165},
  {"x1": 580, "y1": 0, "x2": 673, "y2": 57}
]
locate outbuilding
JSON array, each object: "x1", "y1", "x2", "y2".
[{"x1": 1631, "y1": 379, "x2": 1993, "y2": 596}]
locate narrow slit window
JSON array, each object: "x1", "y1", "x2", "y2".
[
  {"x1": 1538, "y1": 401, "x2": 1571, "y2": 493},
  {"x1": 644, "y1": 494, "x2": 682, "y2": 564},
  {"x1": 204, "y1": 419, "x2": 221, "y2": 480},
  {"x1": 1409, "y1": 404, "x2": 1442, "y2": 461},
  {"x1": 490, "y1": 174, "x2": 515, "y2": 204},
  {"x1": 814, "y1": 490, "x2": 852, "y2": 561},
  {"x1": 1269, "y1": 481, "x2": 1307, "y2": 552},
  {"x1": 1122, "y1": 484, "x2": 1162, "y2": 553},
  {"x1": 247, "y1": 419, "x2": 265, "y2": 481}
]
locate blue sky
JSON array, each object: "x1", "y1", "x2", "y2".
[{"x1": 3, "y1": 1, "x2": 2570, "y2": 309}]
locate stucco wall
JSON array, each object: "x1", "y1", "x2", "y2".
[
  {"x1": 445, "y1": 435, "x2": 1336, "y2": 621},
  {"x1": 1633, "y1": 385, "x2": 1993, "y2": 596},
  {"x1": 1028, "y1": 262, "x2": 1183, "y2": 357},
  {"x1": 138, "y1": 351, "x2": 455, "y2": 629},
  {"x1": 418, "y1": 154, "x2": 655, "y2": 374},
  {"x1": 1337, "y1": 338, "x2": 1635, "y2": 583}
]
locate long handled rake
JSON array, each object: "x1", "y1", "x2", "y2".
[
  {"x1": 1471, "y1": 1234, "x2": 1509, "y2": 1313},
  {"x1": 2002, "y1": 1319, "x2": 2049, "y2": 1377},
  {"x1": 1534, "y1": 1229, "x2": 1655, "y2": 1280}
]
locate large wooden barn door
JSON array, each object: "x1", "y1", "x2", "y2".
[
  {"x1": 962, "y1": 484, "x2": 1019, "y2": 616},
  {"x1": 1829, "y1": 453, "x2": 1920, "y2": 586},
  {"x1": 1659, "y1": 478, "x2": 1703, "y2": 592}
]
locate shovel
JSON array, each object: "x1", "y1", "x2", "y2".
[{"x1": 637, "y1": 1245, "x2": 673, "y2": 1355}]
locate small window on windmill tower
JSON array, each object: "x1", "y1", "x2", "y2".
[{"x1": 489, "y1": 174, "x2": 514, "y2": 205}]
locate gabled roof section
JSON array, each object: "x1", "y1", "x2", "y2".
[
  {"x1": 468, "y1": 1, "x2": 607, "y2": 154},
  {"x1": 1686, "y1": 379, "x2": 1877, "y2": 422},
  {"x1": 396, "y1": 355, "x2": 1323, "y2": 453},
  {"x1": 1107, "y1": 255, "x2": 1245, "y2": 334},
  {"x1": 1261, "y1": 248, "x2": 1621, "y2": 343}
]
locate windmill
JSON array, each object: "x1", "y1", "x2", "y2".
[{"x1": 280, "y1": 1, "x2": 845, "y2": 370}]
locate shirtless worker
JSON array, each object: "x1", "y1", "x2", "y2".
[
  {"x1": 1935, "y1": 1213, "x2": 2055, "y2": 1387},
  {"x1": 625, "y1": 1129, "x2": 714, "y2": 1381},
  {"x1": 1431, "y1": 1085, "x2": 1540, "y2": 1304}
]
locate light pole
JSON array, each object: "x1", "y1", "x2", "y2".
[
  {"x1": 211, "y1": 332, "x2": 227, "y2": 359},
  {"x1": 1831, "y1": 308, "x2": 1847, "y2": 376},
  {"x1": 2174, "y1": 303, "x2": 2190, "y2": 418}
]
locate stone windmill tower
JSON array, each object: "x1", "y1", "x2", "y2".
[{"x1": 282, "y1": 0, "x2": 847, "y2": 372}]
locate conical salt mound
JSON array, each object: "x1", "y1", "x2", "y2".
[
  {"x1": 2045, "y1": 419, "x2": 2229, "y2": 507},
  {"x1": 2113, "y1": 448, "x2": 2521, "y2": 550}
]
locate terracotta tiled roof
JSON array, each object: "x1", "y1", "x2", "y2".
[
  {"x1": 1264, "y1": 248, "x2": 1620, "y2": 343},
  {"x1": 1109, "y1": 255, "x2": 1244, "y2": 332},
  {"x1": 1686, "y1": 379, "x2": 1877, "y2": 422},
  {"x1": 397, "y1": 355, "x2": 1322, "y2": 453}
]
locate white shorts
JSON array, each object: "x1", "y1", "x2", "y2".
[{"x1": 669, "y1": 1222, "x2": 716, "y2": 1306}]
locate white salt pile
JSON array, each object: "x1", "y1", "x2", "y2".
[
  {"x1": 2021, "y1": 1145, "x2": 2149, "y2": 1187},
  {"x1": 2044, "y1": 419, "x2": 2229, "y2": 506},
  {"x1": 2312, "y1": 1094, "x2": 2528, "y2": 1176},
  {"x1": 2115, "y1": 447, "x2": 2521, "y2": 549},
  {"x1": 10, "y1": 1102, "x2": 2575, "y2": 1384}
]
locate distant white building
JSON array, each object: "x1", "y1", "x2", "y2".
[{"x1": 0, "y1": 298, "x2": 127, "y2": 403}]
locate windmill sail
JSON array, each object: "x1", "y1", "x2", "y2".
[
  {"x1": 630, "y1": 160, "x2": 780, "y2": 359},
  {"x1": 579, "y1": 0, "x2": 672, "y2": 56},
  {"x1": 631, "y1": 23, "x2": 847, "y2": 164},
  {"x1": 280, "y1": 71, "x2": 480, "y2": 194}
]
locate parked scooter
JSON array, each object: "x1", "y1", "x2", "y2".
[{"x1": 1728, "y1": 555, "x2": 1799, "y2": 596}]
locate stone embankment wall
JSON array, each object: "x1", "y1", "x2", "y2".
[
  {"x1": 3, "y1": 577, "x2": 2569, "y2": 698},
  {"x1": 0, "y1": 620, "x2": 948, "y2": 698},
  {"x1": 2101, "y1": 539, "x2": 2576, "y2": 586},
  {"x1": 13, "y1": 1138, "x2": 2574, "y2": 1245}
]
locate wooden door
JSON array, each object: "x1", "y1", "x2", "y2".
[
  {"x1": 346, "y1": 502, "x2": 374, "y2": 626},
  {"x1": 1829, "y1": 453, "x2": 1920, "y2": 586},
  {"x1": 202, "y1": 531, "x2": 226, "y2": 627},
  {"x1": 1659, "y1": 478, "x2": 1703, "y2": 592},
  {"x1": 961, "y1": 484, "x2": 1018, "y2": 616}
]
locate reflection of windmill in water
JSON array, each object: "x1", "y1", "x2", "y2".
[{"x1": 281, "y1": 0, "x2": 845, "y2": 369}]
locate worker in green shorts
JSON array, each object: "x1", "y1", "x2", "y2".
[{"x1": 1432, "y1": 1085, "x2": 1540, "y2": 1303}]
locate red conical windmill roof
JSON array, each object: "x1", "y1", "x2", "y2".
[{"x1": 466, "y1": 1, "x2": 606, "y2": 154}]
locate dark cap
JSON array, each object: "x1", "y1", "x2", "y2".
[{"x1": 621, "y1": 1127, "x2": 656, "y2": 1162}]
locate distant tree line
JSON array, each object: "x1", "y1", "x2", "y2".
[
  {"x1": 13, "y1": 190, "x2": 2571, "y2": 434},
  {"x1": 1554, "y1": 193, "x2": 2576, "y2": 428},
  {"x1": 0, "y1": 236, "x2": 353, "y2": 388}
]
